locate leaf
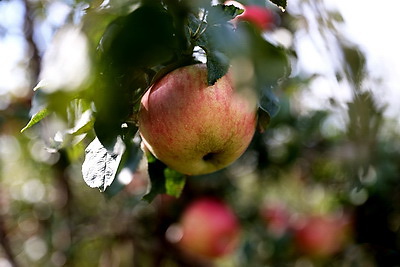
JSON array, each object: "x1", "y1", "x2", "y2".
[
  {"x1": 66, "y1": 109, "x2": 94, "y2": 136},
  {"x1": 142, "y1": 153, "x2": 186, "y2": 201},
  {"x1": 81, "y1": 136, "x2": 126, "y2": 192},
  {"x1": 103, "y1": 140, "x2": 144, "y2": 198},
  {"x1": 259, "y1": 87, "x2": 280, "y2": 117},
  {"x1": 257, "y1": 87, "x2": 280, "y2": 132},
  {"x1": 198, "y1": 25, "x2": 236, "y2": 85},
  {"x1": 188, "y1": 6, "x2": 240, "y2": 85},
  {"x1": 142, "y1": 155, "x2": 168, "y2": 202},
  {"x1": 269, "y1": 0, "x2": 287, "y2": 11},
  {"x1": 20, "y1": 108, "x2": 50, "y2": 133},
  {"x1": 164, "y1": 168, "x2": 186, "y2": 198},
  {"x1": 107, "y1": 125, "x2": 143, "y2": 197},
  {"x1": 206, "y1": 50, "x2": 230, "y2": 85},
  {"x1": 99, "y1": 4, "x2": 179, "y2": 69},
  {"x1": 207, "y1": 4, "x2": 244, "y2": 24},
  {"x1": 222, "y1": 4, "x2": 245, "y2": 18}
]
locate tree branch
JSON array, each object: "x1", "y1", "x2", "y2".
[{"x1": 22, "y1": 0, "x2": 41, "y2": 88}]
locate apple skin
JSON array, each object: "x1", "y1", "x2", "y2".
[
  {"x1": 177, "y1": 198, "x2": 240, "y2": 259},
  {"x1": 138, "y1": 64, "x2": 257, "y2": 175},
  {"x1": 292, "y1": 214, "x2": 351, "y2": 258}
]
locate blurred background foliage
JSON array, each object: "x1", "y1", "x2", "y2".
[{"x1": 1, "y1": 0, "x2": 400, "y2": 266}]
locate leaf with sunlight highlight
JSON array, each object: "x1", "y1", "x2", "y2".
[
  {"x1": 20, "y1": 108, "x2": 50, "y2": 133},
  {"x1": 165, "y1": 168, "x2": 186, "y2": 198},
  {"x1": 82, "y1": 137, "x2": 125, "y2": 192}
]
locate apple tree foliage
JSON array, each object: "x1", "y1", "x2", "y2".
[
  {"x1": 3, "y1": 0, "x2": 400, "y2": 265},
  {"x1": 23, "y1": 0, "x2": 290, "y2": 199}
]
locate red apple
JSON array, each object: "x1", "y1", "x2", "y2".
[
  {"x1": 138, "y1": 64, "x2": 257, "y2": 175},
  {"x1": 225, "y1": 1, "x2": 275, "y2": 31},
  {"x1": 292, "y1": 213, "x2": 351, "y2": 258},
  {"x1": 177, "y1": 198, "x2": 240, "y2": 259},
  {"x1": 260, "y1": 201, "x2": 290, "y2": 238},
  {"x1": 239, "y1": 5, "x2": 275, "y2": 31}
]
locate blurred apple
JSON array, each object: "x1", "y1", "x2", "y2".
[
  {"x1": 139, "y1": 64, "x2": 257, "y2": 175},
  {"x1": 260, "y1": 201, "x2": 290, "y2": 238},
  {"x1": 292, "y1": 213, "x2": 352, "y2": 258},
  {"x1": 225, "y1": 1, "x2": 275, "y2": 31},
  {"x1": 176, "y1": 198, "x2": 240, "y2": 259}
]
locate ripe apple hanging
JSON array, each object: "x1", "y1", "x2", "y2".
[
  {"x1": 138, "y1": 64, "x2": 257, "y2": 175},
  {"x1": 176, "y1": 197, "x2": 241, "y2": 259}
]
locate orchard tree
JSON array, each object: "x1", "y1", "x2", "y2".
[
  {"x1": 24, "y1": 0, "x2": 290, "y2": 199},
  {"x1": 1, "y1": 0, "x2": 400, "y2": 266}
]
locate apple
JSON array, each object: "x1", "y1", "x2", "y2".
[
  {"x1": 292, "y1": 213, "x2": 351, "y2": 258},
  {"x1": 138, "y1": 64, "x2": 257, "y2": 175},
  {"x1": 176, "y1": 198, "x2": 240, "y2": 259},
  {"x1": 225, "y1": 1, "x2": 275, "y2": 31},
  {"x1": 260, "y1": 201, "x2": 290, "y2": 238},
  {"x1": 238, "y1": 5, "x2": 275, "y2": 31}
]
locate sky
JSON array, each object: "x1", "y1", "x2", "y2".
[
  {"x1": 1, "y1": 0, "x2": 400, "y2": 117},
  {"x1": 330, "y1": 0, "x2": 400, "y2": 117},
  {"x1": 292, "y1": 0, "x2": 400, "y2": 117},
  {"x1": 0, "y1": 0, "x2": 71, "y2": 105}
]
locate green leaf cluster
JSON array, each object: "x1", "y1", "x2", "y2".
[{"x1": 22, "y1": 0, "x2": 291, "y2": 198}]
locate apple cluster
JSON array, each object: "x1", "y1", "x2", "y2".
[
  {"x1": 260, "y1": 201, "x2": 352, "y2": 258},
  {"x1": 161, "y1": 196, "x2": 352, "y2": 262}
]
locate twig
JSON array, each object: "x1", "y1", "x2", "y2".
[{"x1": 22, "y1": 0, "x2": 41, "y2": 88}]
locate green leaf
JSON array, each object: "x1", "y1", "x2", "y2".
[
  {"x1": 20, "y1": 108, "x2": 50, "y2": 133},
  {"x1": 259, "y1": 87, "x2": 280, "y2": 118},
  {"x1": 269, "y1": 0, "x2": 287, "y2": 11},
  {"x1": 142, "y1": 152, "x2": 186, "y2": 201},
  {"x1": 207, "y1": 4, "x2": 244, "y2": 24},
  {"x1": 189, "y1": 6, "x2": 242, "y2": 85},
  {"x1": 142, "y1": 156, "x2": 168, "y2": 202},
  {"x1": 258, "y1": 85, "x2": 280, "y2": 132},
  {"x1": 99, "y1": 4, "x2": 179, "y2": 69},
  {"x1": 222, "y1": 4, "x2": 245, "y2": 18},
  {"x1": 198, "y1": 24, "x2": 237, "y2": 84},
  {"x1": 164, "y1": 168, "x2": 186, "y2": 198},
  {"x1": 257, "y1": 88, "x2": 280, "y2": 132},
  {"x1": 206, "y1": 50, "x2": 230, "y2": 85},
  {"x1": 67, "y1": 108, "x2": 94, "y2": 136},
  {"x1": 70, "y1": 118, "x2": 94, "y2": 136}
]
